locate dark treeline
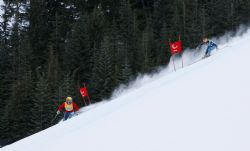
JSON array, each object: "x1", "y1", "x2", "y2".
[{"x1": 0, "y1": 0, "x2": 250, "y2": 147}]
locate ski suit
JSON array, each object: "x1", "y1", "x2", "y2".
[
  {"x1": 58, "y1": 102, "x2": 79, "y2": 121},
  {"x1": 205, "y1": 40, "x2": 218, "y2": 56}
]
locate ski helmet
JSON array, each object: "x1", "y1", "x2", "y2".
[{"x1": 66, "y1": 97, "x2": 73, "y2": 102}]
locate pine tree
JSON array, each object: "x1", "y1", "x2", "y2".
[
  {"x1": 28, "y1": 0, "x2": 50, "y2": 66},
  {"x1": 65, "y1": 14, "x2": 92, "y2": 82},
  {"x1": 31, "y1": 72, "x2": 49, "y2": 131},
  {"x1": 6, "y1": 20, "x2": 21, "y2": 140},
  {"x1": 108, "y1": 18, "x2": 120, "y2": 87},
  {"x1": 0, "y1": 1, "x2": 11, "y2": 44},
  {"x1": 91, "y1": 36, "x2": 113, "y2": 100},
  {"x1": 183, "y1": 0, "x2": 202, "y2": 47},
  {"x1": 118, "y1": 58, "x2": 133, "y2": 85},
  {"x1": 140, "y1": 18, "x2": 155, "y2": 73},
  {"x1": 46, "y1": 44, "x2": 60, "y2": 126},
  {"x1": 88, "y1": 7, "x2": 105, "y2": 49},
  {"x1": 4, "y1": 25, "x2": 34, "y2": 141},
  {"x1": 130, "y1": 11, "x2": 142, "y2": 74},
  {"x1": 61, "y1": 74, "x2": 75, "y2": 98},
  {"x1": 0, "y1": 2, "x2": 13, "y2": 144},
  {"x1": 157, "y1": 23, "x2": 171, "y2": 66},
  {"x1": 15, "y1": 35, "x2": 34, "y2": 137}
]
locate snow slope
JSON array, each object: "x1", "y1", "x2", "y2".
[{"x1": 2, "y1": 29, "x2": 250, "y2": 151}]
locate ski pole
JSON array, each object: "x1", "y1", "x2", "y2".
[{"x1": 51, "y1": 114, "x2": 58, "y2": 123}]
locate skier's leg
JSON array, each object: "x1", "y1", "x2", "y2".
[
  {"x1": 63, "y1": 112, "x2": 70, "y2": 121},
  {"x1": 205, "y1": 49, "x2": 209, "y2": 56},
  {"x1": 206, "y1": 47, "x2": 213, "y2": 57},
  {"x1": 204, "y1": 48, "x2": 209, "y2": 58},
  {"x1": 208, "y1": 46, "x2": 217, "y2": 56},
  {"x1": 68, "y1": 112, "x2": 75, "y2": 119},
  {"x1": 207, "y1": 50, "x2": 211, "y2": 57}
]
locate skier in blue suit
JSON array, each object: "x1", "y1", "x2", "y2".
[{"x1": 202, "y1": 37, "x2": 218, "y2": 58}]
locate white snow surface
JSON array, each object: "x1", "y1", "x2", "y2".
[{"x1": 3, "y1": 28, "x2": 250, "y2": 151}]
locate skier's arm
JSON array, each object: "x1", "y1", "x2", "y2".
[
  {"x1": 205, "y1": 47, "x2": 209, "y2": 55},
  {"x1": 58, "y1": 103, "x2": 65, "y2": 111},
  {"x1": 210, "y1": 41, "x2": 218, "y2": 49},
  {"x1": 214, "y1": 43, "x2": 218, "y2": 49},
  {"x1": 73, "y1": 103, "x2": 79, "y2": 111},
  {"x1": 197, "y1": 42, "x2": 205, "y2": 50}
]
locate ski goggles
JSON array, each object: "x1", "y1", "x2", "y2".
[{"x1": 66, "y1": 100, "x2": 72, "y2": 104}]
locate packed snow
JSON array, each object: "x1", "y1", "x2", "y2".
[{"x1": 2, "y1": 27, "x2": 250, "y2": 151}]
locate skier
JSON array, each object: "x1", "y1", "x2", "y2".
[
  {"x1": 200, "y1": 37, "x2": 218, "y2": 58},
  {"x1": 56, "y1": 97, "x2": 79, "y2": 121}
]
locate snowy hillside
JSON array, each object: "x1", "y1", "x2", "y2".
[{"x1": 2, "y1": 28, "x2": 250, "y2": 151}]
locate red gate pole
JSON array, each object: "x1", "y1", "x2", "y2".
[
  {"x1": 87, "y1": 95, "x2": 92, "y2": 105},
  {"x1": 82, "y1": 96, "x2": 87, "y2": 106},
  {"x1": 78, "y1": 83, "x2": 86, "y2": 106},
  {"x1": 178, "y1": 34, "x2": 184, "y2": 68},
  {"x1": 169, "y1": 38, "x2": 177, "y2": 72},
  {"x1": 84, "y1": 83, "x2": 91, "y2": 105},
  {"x1": 172, "y1": 54, "x2": 176, "y2": 72},
  {"x1": 181, "y1": 55, "x2": 184, "y2": 68}
]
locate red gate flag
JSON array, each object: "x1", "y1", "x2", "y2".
[
  {"x1": 169, "y1": 35, "x2": 183, "y2": 55},
  {"x1": 80, "y1": 87, "x2": 89, "y2": 97},
  {"x1": 169, "y1": 41, "x2": 182, "y2": 55}
]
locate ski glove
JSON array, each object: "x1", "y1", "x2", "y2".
[{"x1": 56, "y1": 110, "x2": 60, "y2": 115}]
